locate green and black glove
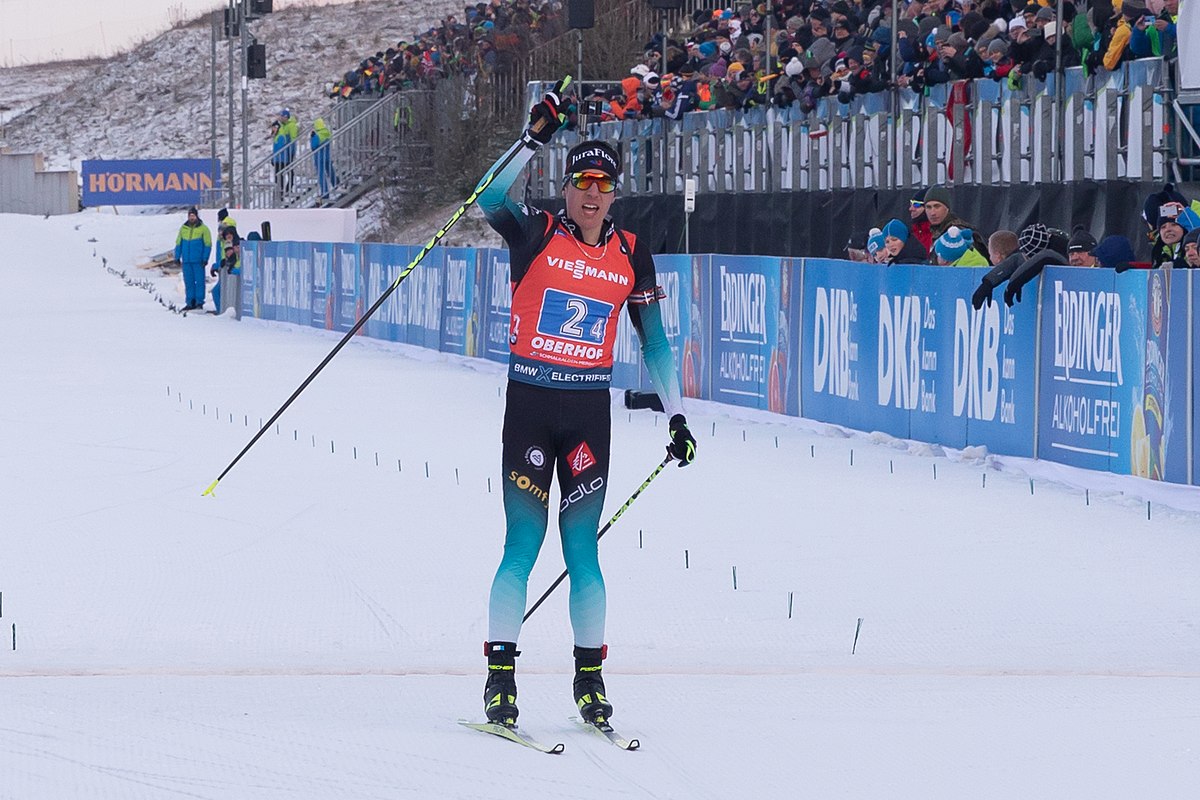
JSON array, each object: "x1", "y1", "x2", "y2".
[
  {"x1": 666, "y1": 414, "x2": 697, "y2": 467},
  {"x1": 522, "y1": 77, "x2": 571, "y2": 147}
]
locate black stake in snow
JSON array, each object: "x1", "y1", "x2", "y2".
[
  {"x1": 524, "y1": 456, "x2": 672, "y2": 623},
  {"x1": 852, "y1": 617, "x2": 863, "y2": 654},
  {"x1": 199, "y1": 86, "x2": 571, "y2": 497}
]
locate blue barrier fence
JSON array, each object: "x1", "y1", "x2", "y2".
[{"x1": 239, "y1": 240, "x2": 1194, "y2": 486}]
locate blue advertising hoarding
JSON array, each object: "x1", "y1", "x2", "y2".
[
  {"x1": 483, "y1": 249, "x2": 513, "y2": 364},
  {"x1": 1038, "y1": 267, "x2": 1188, "y2": 483},
  {"x1": 82, "y1": 159, "x2": 220, "y2": 206},
  {"x1": 440, "y1": 247, "x2": 482, "y2": 356},
  {"x1": 237, "y1": 242, "x2": 1195, "y2": 486},
  {"x1": 310, "y1": 243, "x2": 334, "y2": 330}
]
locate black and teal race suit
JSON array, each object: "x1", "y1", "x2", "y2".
[{"x1": 479, "y1": 139, "x2": 683, "y2": 648}]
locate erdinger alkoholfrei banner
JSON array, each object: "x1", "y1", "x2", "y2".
[
  {"x1": 82, "y1": 159, "x2": 220, "y2": 206},
  {"x1": 1038, "y1": 267, "x2": 1189, "y2": 483},
  {"x1": 708, "y1": 255, "x2": 792, "y2": 412}
]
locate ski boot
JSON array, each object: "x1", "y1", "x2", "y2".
[
  {"x1": 573, "y1": 645, "x2": 614, "y2": 723},
  {"x1": 483, "y1": 641, "x2": 520, "y2": 725}
]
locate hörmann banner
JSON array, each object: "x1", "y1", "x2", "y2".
[{"x1": 82, "y1": 159, "x2": 220, "y2": 206}]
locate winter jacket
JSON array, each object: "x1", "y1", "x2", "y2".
[
  {"x1": 887, "y1": 236, "x2": 931, "y2": 264},
  {"x1": 174, "y1": 219, "x2": 212, "y2": 265},
  {"x1": 272, "y1": 130, "x2": 289, "y2": 165},
  {"x1": 1103, "y1": 19, "x2": 1132, "y2": 71},
  {"x1": 1129, "y1": 20, "x2": 1177, "y2": 58},
  {"x1": 951, "y1": 248, "x2": 990, "y2": 267}
]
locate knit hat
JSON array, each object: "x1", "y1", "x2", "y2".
[
  {"x1": 1091, "y1": 235, "x2": 1137, "y2": 269},
  {"x1": 867, "y1": 228, "x2": 886, "y2": 256},
  {"x1": 1066, "y1": 226, "x2": 1097, "y2": 253},
  {"x1": 217, "y1": 208, "x2": 229, "y2": 223},
  {"x1": 785, "y1": 56, "x2": 803, "y2": 76},
  {"x1": 1035, "y1": 6, "x2": 1055, "y2": 21},
  {"x1": 934, "y1": 226, "x2": 973, "y2": 262},
  {"x1": 1008, "y1": 15, "x2": 1028, "y2": 31},
  {"x1": 565, "y1": 140, "x2": 621, "y2": 179},
  {"x1": 1172, "y1": 208, "x2": 1200, "y2": 233},
  {"x1": 911, "y1": 187, "x2": 928, "y2": 203},
  {"x1": 988, "y1": 38, "x2": 1009, "y2": 56},
  {"x1": 883, "y1": 218, "x2": 910, "y2": 242},
  {"x1": 1183, "y1": 227, "x2": 1200, "y2": 248},
  {"x1": 924, "y1": 185, "x2": 952, "y2": 207},
  {"x1": 1018, "y1": 223, "x2": 1051, "y2": 258}
]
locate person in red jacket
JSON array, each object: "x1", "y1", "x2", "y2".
[{"x1": 907, "y1": 187, "x2": 933, "y2": 253}]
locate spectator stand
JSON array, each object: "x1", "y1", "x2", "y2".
[
  {"x1": 1177, "y1": 8, "x2": 1200, "y2": 182},
  {"x1": 527, "y1": 56, "x2": 1174, "y2": 197}
]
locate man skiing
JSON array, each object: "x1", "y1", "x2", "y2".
[{"x1": 476, "y1": 80, "x2": 697, "y2": 729}]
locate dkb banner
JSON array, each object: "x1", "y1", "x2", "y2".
[
  {"x1": 1038, "y1": 267, "x2": 1189, "y2": 483},
  {"x1": 331, "y1": 243, "x2": 361, "y2": 334},
  {"x1": 801, "y1": 260, "x2": 1037, "y2": 456},
  {"x1": 310, "y1": 243, "x2": 334, "y2": 330}
]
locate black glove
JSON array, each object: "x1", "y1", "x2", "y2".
[
  {"x1": 1003, "y1": 282, "x2": 1022, "y2": 306},
  {"x1": 1113, "y1": 260, "x2": 1134, "y2": 273},
  {"x1": 971, "y1": 281, "x2": 994, "y2": 310},
  {"x1": 522, "y1": 77, "x2": 571, "y2": 146},
  {"x1": 667, "y1": 414, "x2": 697, "y2": 467}
]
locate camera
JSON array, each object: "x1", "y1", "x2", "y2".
[{"x1": 581, "y1": 99, "x2": 605, "y2": 117}]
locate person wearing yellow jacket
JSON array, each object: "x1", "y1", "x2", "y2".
[
  {"x1": 934, "y1": 226, "x2": 990, "y2": 267},
  {"x1": 173, "y1": 206, "x2": 212, "y2": 310}
]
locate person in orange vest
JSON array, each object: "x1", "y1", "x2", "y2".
[{"x1": 474, "y1": 81, "x2": 696, "y2": 730}]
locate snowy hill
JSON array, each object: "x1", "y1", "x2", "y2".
[{"x1": 0, "y1": 0, "x2": 459, "y2": 173}]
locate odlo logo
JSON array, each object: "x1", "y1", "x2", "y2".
[
  {"x1": 560, "y1": 477, "x2": 604, "y2": 512},
  {"x1": 567, "y1": 441, "x2": 597, "y2": 476},
  {"x1": 508, "y1": 471, "x2": 548, "y2": 505}
]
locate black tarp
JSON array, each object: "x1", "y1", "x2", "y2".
[{"x1": 533, "y1": 180, "x2": 1200, "y2": 260}]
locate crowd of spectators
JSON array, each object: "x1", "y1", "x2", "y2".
[
  {"x1": 329, "y1": 0, "x2": 566, "y2": 99},
  {"x1": 839, "y1": 181, "x2": 1200, "y2": 307},
  {"x1": 323, "y1": 0, "x2": 1181, "y2": 121},
  {"x1": 594, "y1": 0, "x2": 1180, "y2": 121}
]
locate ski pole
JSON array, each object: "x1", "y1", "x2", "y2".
[
  {"x1": 523, "y1": 454, "x2": 672, "y2": 622},
  {"x1": 202, "y1": 77, "x2": 571, "y2": 497}
]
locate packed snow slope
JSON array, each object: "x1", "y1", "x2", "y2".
[{"x1": 3, "y1": 208, "x2": 1200, "y2": 798}]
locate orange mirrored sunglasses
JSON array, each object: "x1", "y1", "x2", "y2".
[{"x1": 568, "y1": 172, "x2": 616, "y2": 193}]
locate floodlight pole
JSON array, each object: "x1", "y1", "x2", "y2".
[{"x1": 240, "y1": 0, "x2": 249, "y2": 208}]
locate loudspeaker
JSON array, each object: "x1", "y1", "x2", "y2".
[
  {"x1": 649, "y1": 0, "x2": 682, "y2": 8},
  {"x1": 567, "y1": 0, "x2": 594, "y2": 28},
  {"x1": 250, "y1": 0, "x2": 273, "y2": 13},
  {"x1": 247, "y1": 44, "x2": 266, "y2": 79}
]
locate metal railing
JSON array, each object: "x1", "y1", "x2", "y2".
[{"x1": 527, "y1": 58, "x2": 1172, "y2": 196}]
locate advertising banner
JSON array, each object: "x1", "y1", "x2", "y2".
[
  {"x1": 331, "y1": 243, "x2": 361, "y2": 334},
  {"x1": 680, "y1": 254, "x2": 710, "y2": 401},
  {"x1": 363, "y1": 243, "x2": 408, "y2": 342},
  {"x1": 441, "y1": 247, "x2": 482, "y2": 356},
  {"x1": 240, "y1": 240, "x2": 258, "y2": 319},
  {"x1": 400, "y1": 248, "x2": 444, "y2": 350},
  {"x1": 82, "y1": 159, "x2": 219, "y2": 206},
  {"x1": 1037, "y1": 268, "x2": 1133, "y2": 474},
  {"x1": 708, "y1": 255, "x2": 783, "y2": 410},
  {"x1": 310, "y1": 242, "x2": 334, "y2": 330},
  {"x1": 483, "y1": 249, "x2": 513, "y2": 364},
  {"x1": 778, "y1": 258, "x2": 802, "y2": 417}
]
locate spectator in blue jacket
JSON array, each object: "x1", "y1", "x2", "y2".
[
  {"x1": 1129, "y1": 10, "x2": 1176, "y2": 58},
  {"x1": 310, "y1": 117, "x2": 336, "y2": 200},
  {"x1": 173, "y1": 207, "x2": 212, "y2": 311},
  {"x1": 271, "y1": 120, "x2": 289, "y2": 199}
]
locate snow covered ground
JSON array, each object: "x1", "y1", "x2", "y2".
[{"x1": 5, "y1": 208, "x2": 1200, "y2": 798}]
